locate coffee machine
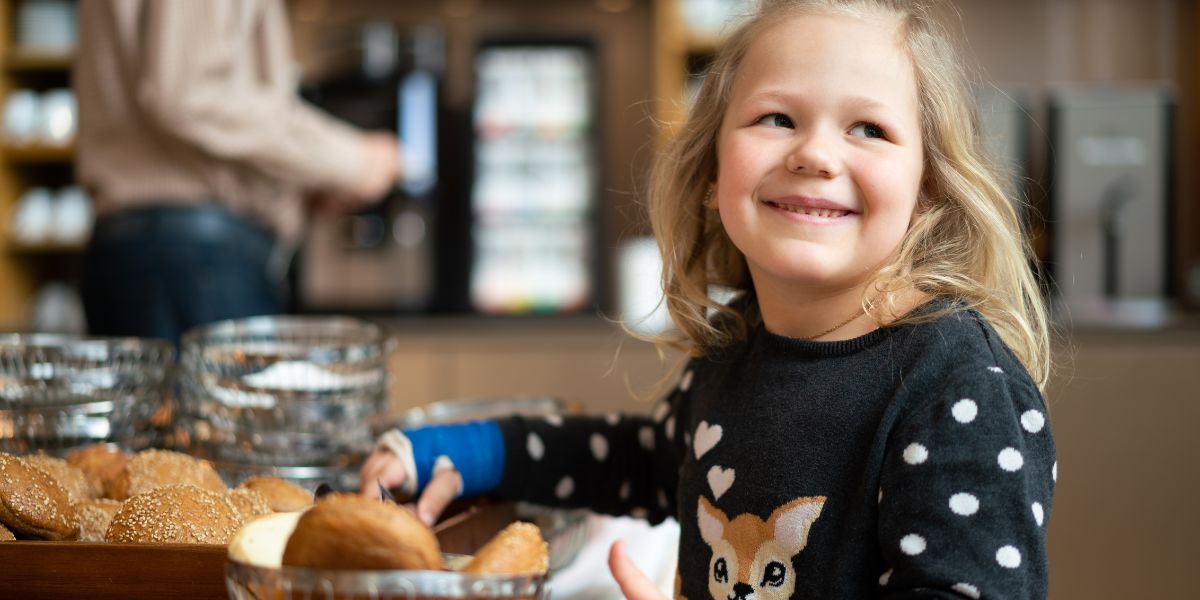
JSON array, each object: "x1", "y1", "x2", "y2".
[{"x1": 296, "y1": 22, "x2": 443, "y2": 313}]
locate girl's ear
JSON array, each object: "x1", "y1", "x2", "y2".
[{"x1": 704, "y1": 182, "x2": 720, "y2": 210}]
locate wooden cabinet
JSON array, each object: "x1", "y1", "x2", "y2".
[
  {"x1": 0, "y1": 0, "x2": 78, "y2": 330},
  {"x1": 653, "y1": 0, "x2": 724, "y2": 140}
]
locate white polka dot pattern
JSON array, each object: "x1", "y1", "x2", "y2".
[
  {"x1": 544, "y1": 415, "x2": 563, "y2": 426},
  {"x1": 952, "y1": 583, "x2": 981, "y2": 599},
  {"x1": 658, "y1": 489, "x2": 668, "y2": 508},
  {"x1": 619, "y1": 479, "x2": 631, "y2": 500},
  {"x1": 555, "y1": 476, "x2": 574, "y2": 499},
  {"x1": 1032, "y1": 502, "x2": 1044, "y2": 526},
  {"x1": 652, "y1": 401, "x2": 670, "y2": 423},
  {"x1": 604, "y1": 413, "x2": 620, "y2": 426},
  {"x1": 903, "y1": 443, "x2": 929, "y2": 465},
  {"x1": 988, "y1": 366, "x2": 1004, "y2": 373},
  {"x1": 590, "y1": 433, "x2": 609, "y2": 461},
  {"x1": 630, "y1": 507, "x2": 648, "y2": 519},
  {"x1": 900, "y1": 534, "x2": 926, "y2": 555},
  {"x1": 878, "y1": 569, "x2": 892, "y2": 585},
  {"x1": 1053, "y1": 461, "x2": 1057, "y2": 481},
  {"x1": 1021, "y1": 410, "x2": 1045, "y2": 434},
  {"x1": 952, "y1": 399, "x2": 978, "y2": 423},
  {"x1": 949, "y1": 492, "x2": 979, "y2": 516},
  {"x1": 527, "y1": 432, "x2": 544, "y2": 461},
  {"x1": 998, "y1": 447, "x2": 1024, "y2": 472},
  {"x1": 878, "y1": 488, "x2": 882, "y2": 503},
  {"x1": 680, "y1": 370, "x2": 694, "y2": 392},
  {"x1": 996, "y1": 545, "x2": 1021, "y2": 568},
  {"x1": 665, "y1": 416, "x2": 676, "y2": 441},
  {"x1": 639, "y1": 426, "x2": 655, "y2": 451}
]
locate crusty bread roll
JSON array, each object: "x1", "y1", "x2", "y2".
[
  {"x1": 106, "y1": 484, "x2": 242, "y2": 544},
  {"x1": 462, "y1": 521, "x2": 549, "y2": 575},
  {"x1": 0, "y1": 452, "x2": 79, "y2": 540},
  {"x1": 237, "y1": 476, "x2": 312, "y2": 512},
  {"x1": 229, "y1": 488, "x2": 273, "y2": 521},
  {"x1": 76, "y1": 499, "x2": 123, "y2": 542},
  {"x1": 25, "y1": 454, "x2": 95, "y2": 504},
  {"x1": 108, "y1": 449, "x2": 227, "y2": 501},
  {"x1": 227, "y1": 510, "x2": 305, "y2": 568},
  {"x1": 65, "y1": 444, "x2": 130, "y2": 498},
  {"x1": 282, "y1": 494, "x2": 443, "y2": 570},
  {"x1": 0, "y1": 522, "x2": 14, "y2": 541}
]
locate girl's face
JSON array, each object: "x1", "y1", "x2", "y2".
[{"x1": 713, "y1": 14, "x2": 924, "y2": 298}]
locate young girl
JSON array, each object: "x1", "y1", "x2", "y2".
[{"x1": 363, "y1": 1, "x2": 1055, "y2": 598}]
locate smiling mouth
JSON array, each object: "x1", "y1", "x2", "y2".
[{"x1": 763, "y1": 200, "x2": 854, "y2": 218}]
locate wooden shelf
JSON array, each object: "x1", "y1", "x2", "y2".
[
  {"x1": 5, "y1": 48, "x2": 73, "y2": 72},
  {"x1": 3, "y1": 144, "x2": 74, "y2": 163}
]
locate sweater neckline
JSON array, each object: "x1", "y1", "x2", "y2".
[{"x1": 757, "y1": 297, "x2": 956, "y2": 357}]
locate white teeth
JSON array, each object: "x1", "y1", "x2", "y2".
[{"x1": 771, "y1": 202, "x2": 847, "y2": 218}]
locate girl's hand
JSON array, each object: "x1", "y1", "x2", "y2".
[
  {"x1": 609, "y1": 539, "x2": 671, "y2": 600},
  {"x1": 359, "y1": 448, "x2": 461, "y2": 527}
]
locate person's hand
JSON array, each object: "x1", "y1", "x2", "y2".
[
  {"x1": 359, "y1": 447, "x2": 461, "y2": 527},
  {"x1": 350, "y1": 131, "x2": 402, "y2": 203},
  {"x1": 609, "y1": 539, "x2": 671, "y2": 600}
]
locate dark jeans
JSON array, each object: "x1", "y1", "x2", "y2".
[{"x1": 81, "y1": 205, "x2": 283, "y2": 347}]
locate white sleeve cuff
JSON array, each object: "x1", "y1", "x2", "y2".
[
  {"x1": 377, "y1": 429, "x2": 419, "y2": 497},
  {"x1": 432, "y1": 455, "x2": 464, "y2": 498}
]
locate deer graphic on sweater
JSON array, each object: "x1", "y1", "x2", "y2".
[{"x1": 696, "y1": 495, "x2": 826, "y2": 600}]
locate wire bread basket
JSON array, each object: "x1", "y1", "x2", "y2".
[
  {"x1": 179, "y1": 316, "x2": 394, "y2": 486},
  {"x1": 226, "y1": 555, "x2": 551, "y2": 600},
  {"x1": 0, "y1": 334, "x2": 174, "y2": 455}
]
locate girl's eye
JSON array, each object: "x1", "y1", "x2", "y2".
[
  {"x1": 757, "y1": 113, "x2": 794, "y2": 129},
  {"x1": 850, "y1": 122, "x2": 885, "y2": 139}
]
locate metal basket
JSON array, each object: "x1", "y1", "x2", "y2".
[
  {"x1": 0, "y1": 334, "x2": 174, "y2": 455},
  {"x1": 179, "y1": 316, "x2": 394, "y2": 482},
  {"x1": 226, "y1": 555, "x2": 551, "y2": 600}
]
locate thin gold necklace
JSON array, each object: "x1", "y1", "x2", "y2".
[{"x1": 799, "y1": 305, "x2": 867, "y2": 340}]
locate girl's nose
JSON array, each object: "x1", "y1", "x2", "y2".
[{"x1": 785, "y1": 130, "x2": 840, "y2": 178}]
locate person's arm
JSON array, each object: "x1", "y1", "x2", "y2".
[
  {"x1": 877, "y1": 365, "x2": 1055, "y2": 600},
  {"x1": 133, "y1": 0, "x2": 394, "y2": 197}
]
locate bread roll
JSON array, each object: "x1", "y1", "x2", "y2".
[
  {"x1": 229, "y1": 488, "x2": 273, "y2": 521},
  {"x1": 108, "y1": 450, "x2": 227, "y2": 501},
  {"x1": 462, "y1": 522, "x2": 549, "y2": 576},
  {"x1": 282, "y1": 494, "x2": 443, "y2": 570},
  {"x1": 227, "y1": 511, "x2": 305, "y2": 568},
  {"x1": 65, "y1": 444, "x2": 130, "y2": 498},
  {"x1": 237, "y1": 476, "x2": 312, "y2": 512},
  {"x1": 0, "y1": 452, "x2": 79, "y2": 540},
  {"x1": 0, "y1": 522, "x2": 14, "y2": 541},
  {"x1": 25, "y1": 454, "x2": 95, "y2": 504},
  {"x1": 106, "y1": 484, "x2": 242, "y2": 544},
  {"x1": 77, "y1": 499, "x2": 123, "y2": 542}
]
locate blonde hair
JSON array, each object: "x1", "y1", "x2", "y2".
[{"x1": 647, "y1": 0, "x2": 1052, "y2": 390}]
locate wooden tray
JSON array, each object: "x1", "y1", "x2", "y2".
[{"x1": 0, "y1": 501, "x2": 517, "y2": 600}]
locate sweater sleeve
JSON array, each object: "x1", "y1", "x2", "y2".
[
  {"x1": 492, "y1": 389, "x2": 687, "y2": 525},
  {"x1": 877, "y1": 364, "x2": 1055, "y2": 600},
  {"x1": 134, "y1": 0, "x2": 368, "y2": 192}
]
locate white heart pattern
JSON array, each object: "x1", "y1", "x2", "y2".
[
  {"x1": 707, "y1": 465, "x2": 735, "y2": 500},
  {"x1": 694, "y1": 421, "x2": 723, "y2": 460}
]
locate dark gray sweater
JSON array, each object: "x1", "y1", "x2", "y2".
[{"x1": 494, "y1": 301, "x2": 1054, "y2": 599}]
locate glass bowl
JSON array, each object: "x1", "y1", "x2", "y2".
[
  {"x1": 226, "y1": 554, "x2": 551, "y2": 600},
  {"x1": 0, "y1": 333, "x2": 174, "y2": 454},
  {"x1": 179, "y1": 315, "x2": 394, "y2": 471}
]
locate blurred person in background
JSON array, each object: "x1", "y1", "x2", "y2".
[{"x1": 74, "y1": 0, "x2": 400, "y2": 345}]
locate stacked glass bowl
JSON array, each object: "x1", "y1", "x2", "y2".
[
  {"x1": 178, "y1": 316, "x2": 394, "y2": 490},
  {"x1": 0, "y1": 334, "x2": 174, "y2": 455}
]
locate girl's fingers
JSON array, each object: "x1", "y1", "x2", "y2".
[
  {"x1": 359, "y1": 450, "x2": 407, "y2": 498},
  {"x1": 609, "y1": 540, "x2": 669, "y2": 600},
  {"x1": 416, "y1": 468, "x2": 462, "y2": 526}
]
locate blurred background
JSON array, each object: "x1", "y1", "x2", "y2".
[{"x1": 0, "y1": 0, "x2": 1194, "y2": 598}]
